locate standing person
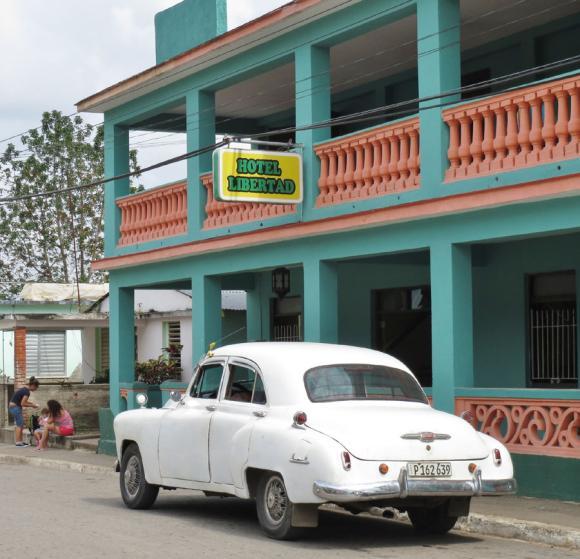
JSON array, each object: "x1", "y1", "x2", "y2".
[
  {"x1": 38, "y1": 400, "x2": 74, "y2": 451},
  {"x1": 8, "y1": 377, "x2": 40, "y2": 447}
]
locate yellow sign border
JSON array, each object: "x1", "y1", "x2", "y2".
[{"x1": 213, "y1": 148, "x2": 303, "y2": 205}]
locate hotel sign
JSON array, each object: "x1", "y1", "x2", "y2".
[{"x1": 213, "y1": 148, "x2": 303, "y2": 204}]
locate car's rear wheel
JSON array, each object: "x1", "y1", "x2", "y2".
[
  {"x1": 408, "y1": 503, "x2": 458, "y2": 534},
  {"x1": 120, "y1": 443, "x2": 159, "y2": 510},
  {"x1": 256, "y1": 473, "x2": 300, "y2": 540}
]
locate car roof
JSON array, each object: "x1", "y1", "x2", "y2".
[{"x1": 210, "y1": 343, "x2": 414, "y2": 406}]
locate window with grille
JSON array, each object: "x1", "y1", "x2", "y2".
[
  {"x1": 529, "y1": 271, "x2": 578, "y2": 387},
  {"x1": 26, "y1": 331, "x2": 66, "y2": 377},
  {"x1": 165, "y1": 321, "x2": 182, "y2": 367}
]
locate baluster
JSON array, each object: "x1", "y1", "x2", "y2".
[
  {"x1": 458, "y1": 114, "x2": 472, "y2": 177},
  {"x1": 397, "y1": 129, "x2": 410, "y2": 190},
  {"x1": 407, "y1": 126, "x2": 420, "y2": 187},
  {"x1": 528, "y1": 96, "x2": 543, "y2": 163},
  {"x1": 446, "y1": 116, "x2": 461, "y2": 180},
  {"x1": 468, "y1": 111, "x2": 483, "y2": 175},
  {"x1": 335, "y1": 146, "x2": 346, "y2": 199},
  {"x1": 379, "y1": 135, "x2": 390, "y2": 194},
  {"x1": 481, "y1": 108, "x2": 495, "y2": 173},
  {"x1": 387, "y1": 133, "x2": 400, "y2": 191},
  {"x1": 133, "y1": 202, "x2": 141, "y2": 243},
  {"x1": 516, "y1": 99, "x2": 531, "y2": 166},
  {"x1": 553, "y1": 88, "x2": 570, "y2": 158},
  {"x1": 566, "y1": 84, "x2": 579, "y2": 157},
  {"x1": 343, "y1": 144, "x2": 355, "y2": 199},
  {"x1": 317, "y1": 150, "x2": 329, "y2": 205},
  {"x1": 540, "y1": 91, "x2": 556, "y2": 161},
  {"x1": 504, "y1": 102, "x2": 519, "y2": 169},
  {"x1": 370, "y1": 138, "x2": 382, "y2": 196},
  {"x1": 361, "y1": 139, "x2": 373, "y2": 198},
  {"x1": 491, "y1": 105, "x2": 507, "y2": 171},
  {"x1": 326, "y1": 150, "x2": 338, "y2": 204},
  {"x1": 353, "y1": 142, "x2": 364, "y2": 197}
]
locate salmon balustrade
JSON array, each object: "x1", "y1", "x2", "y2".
[
  {"x1": 314, "y1": 117, "x2": 420, "y2": 207},
  {"x1": 455, "y1": 397, "x2": 580, "y2": 459},
  {"x1": 444, "y1": 74, "x2": 580, "y2": 180},
  {"x1": 117, "y1": 181, "x2": 187, "y2": 246},
  {"x1": 202, "y1": 173, "x2": 296, "y2": 229}
]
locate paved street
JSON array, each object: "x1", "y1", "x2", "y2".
[{"x1": 0, "y1": 463, "x2": 576, "y2": 559}]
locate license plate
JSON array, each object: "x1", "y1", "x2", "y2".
[{"x1": 408, "y1": 462, "x2": 452, "y2": 477}]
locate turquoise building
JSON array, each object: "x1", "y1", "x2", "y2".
[{"x1": 77, "y1": 0, "x2": 580, "y2": 499}]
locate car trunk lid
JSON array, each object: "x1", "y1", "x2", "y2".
[{"x1": 307, "y1": 402, "x2": 489, "y2": 461}]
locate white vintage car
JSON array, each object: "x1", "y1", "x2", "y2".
[{"x1": 114, "y1": 343, "x2": 516, "y2": 539}]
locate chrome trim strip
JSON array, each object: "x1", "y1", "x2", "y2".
[
  {"x1": 401, "y1": 432, "x2": 452, "y2": 442},
  {"x1": 313, "y1": 473, "x2": 517, "y2": 502}
]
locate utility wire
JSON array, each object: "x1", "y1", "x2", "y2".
[
  {"x1": 5, "y1": 0, "x2": 571, "y2": 156},
  {"x1": 0, "y1": 141, "x2": 227, "y2": 204},
  {"x1": 1, "y1": 53, "x2": 578, "y2": 206}
]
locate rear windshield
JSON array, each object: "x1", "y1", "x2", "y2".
[{"x1": 304, "y1": 364, "x2": 428, "y2": 404}]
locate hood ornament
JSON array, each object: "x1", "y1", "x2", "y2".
[{"x1": 401, "y1": 432, "x2": 451, "y2": 443}]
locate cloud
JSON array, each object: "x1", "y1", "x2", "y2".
[{"x1": 0, "y1": 0, "x2": 289, "y2": 186}]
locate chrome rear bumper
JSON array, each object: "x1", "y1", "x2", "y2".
[{"x1": 313, "y1": 469, "x2": 517, "y2": 503}]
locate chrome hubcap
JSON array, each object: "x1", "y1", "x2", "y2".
[
  {"x1": 264, "y1": 477, "x2": 288, "y2": 525},
  {"x1": 124, "y1": 456, "x2": 141, "y2": 497}
]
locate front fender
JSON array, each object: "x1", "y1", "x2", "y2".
[{"x1": 114, "y1": 408, "x2": 166, "y2": 485}]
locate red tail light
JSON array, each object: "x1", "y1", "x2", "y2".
[
  {"x1": 493, "y1": 448, "x2": 502, "y2": 465},
  {"x1": 341, "y1": 451, "x2": 352, "y2": 471},
  {"x1": 293, "y1": 411, "x2": 307, "y2": 426}
]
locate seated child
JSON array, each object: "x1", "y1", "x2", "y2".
[{"x1": 33, "y1": 408, "x2": 50, "y2": 449}]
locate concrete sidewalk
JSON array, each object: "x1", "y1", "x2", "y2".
[{"x1": 0, "y1": 442, "x2": 578, "y2": 549}]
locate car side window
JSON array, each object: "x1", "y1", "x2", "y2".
[
  {"x1": 190, "y1": 363, "x2": 224, "y2": 399},
  {"x1": 225, "y1": 363, "x2": 267, "y2": 405}
]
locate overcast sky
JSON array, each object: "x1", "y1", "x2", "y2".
[{"x1": 0, "y1": 0, "x2": 288, "y2": 186}]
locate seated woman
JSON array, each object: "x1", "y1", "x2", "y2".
[{"x1": 38, "y1": 400, "x2": 75, "y2": 451}]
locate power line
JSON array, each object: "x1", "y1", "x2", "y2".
[
  {"x1": 1, "y1": 54, "x2": 577, "y2": 206},
  {"x1": 6, "y1": 0, "x2": 568, "y2": 156},
  {"x1": 0, "y1": 141, "x2": 227, "y2": 204}
]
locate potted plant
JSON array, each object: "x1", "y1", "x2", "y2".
[{"x1": 134, "y1": 344, "x2": 182, "y2": 407}]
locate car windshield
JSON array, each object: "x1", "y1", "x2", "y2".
[{"x1": 304, "y1": 364, "x2": 428, "y2": 404}]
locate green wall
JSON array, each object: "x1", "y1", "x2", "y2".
[
  {"x1": 512, "y1": 453, "x2": 580, "y2": 501},
  {"x1": 473, "y1": 233, "x2": 580, "y2": 389}
]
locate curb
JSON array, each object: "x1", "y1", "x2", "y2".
[
  {"x1": 0, "y1": 453, "x2": 116, "y2": 476},
  {"x1": 456, "y1": 513, "x2": 580, "y2": 550}
]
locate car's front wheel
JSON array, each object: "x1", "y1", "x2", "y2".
[
  {"x1": 256, "y1": 473, "x2": 300, "y2": 540},
  {"x1": 407, "y1": 503, "x2": 458, "y2": 534},
  {"x1": 120, "y1": 443, "x2": 159, "y2": 510}
]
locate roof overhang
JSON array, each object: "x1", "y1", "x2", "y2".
[{"x1": 76, "y1": 0, "x2": 359, "y2": 115}]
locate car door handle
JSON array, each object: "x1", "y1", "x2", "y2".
[
  {"x1": 253, "y1": 410, "x2": 267, "y2": 418},
  {"x1": 206, "y1": 405, "x2": 217, "y2": 412}
]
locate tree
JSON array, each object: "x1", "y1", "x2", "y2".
[{"x1": 0, "y1": 111, "x2": 139, "y2": 299}]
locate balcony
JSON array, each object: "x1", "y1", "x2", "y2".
[
  {"x1": 444, "y1": 74, "x2": 579, "y2": 181},
  {"x1": 117, "y1": 181, "x2": 187, "y2": 247},
  {"x1": 314, "y1": 116, "x2": 420, "y2": 206},
  {"x1": 112, "y1": 73, "x2": 580, "y2": 250}
]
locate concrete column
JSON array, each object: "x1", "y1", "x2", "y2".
[
  {"x1": 303, "y1": 259, "x2": 338, "y2": 343},
  {"x1": 103, "y1": 122, "x2": 130, "y2": 256},
  {"x1": 187, "y1": 89, "x2": 216, "y2": 234},
  {"x1": 14, "y1": 327, "x2": 27, "y2": 388},
  {"x1": 295, "y1": 45, "x2": 331, "y2": 214},
  {"x1": 109, "y1": 283, "x2": 135, "y2": 416},
  {"x1": 191, "y1": 274, "x2": 222, "y2": 361},
  {"x1": 417, "y1": 0, "x2": 461, "y2": 192},
  {"x1": 430, "y1": 242, "x2": 474, "y2": 413},
  {"x1": 246, "y1": 284, "x2": 263, "y2": 342}
]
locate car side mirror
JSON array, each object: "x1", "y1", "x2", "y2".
[{"x1": 169, "y1": 390, "x2": 183, "y2": 403}]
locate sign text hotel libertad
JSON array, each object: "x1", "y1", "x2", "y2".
[{"x1": 213, "y1": 148, "x2": 303, "y2": 204}]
